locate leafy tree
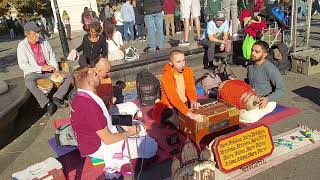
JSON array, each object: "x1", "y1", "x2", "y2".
[
  {"x1": 0, "y1": 0, "x2": 9, "y2": 16},
  {"x1": 10, "y1": 0, "x2": 52, "y2": 17}
]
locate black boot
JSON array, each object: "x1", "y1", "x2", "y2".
[
  {"x1": 53, "y1": 97, "x2": 64, "y2": 108},
  {"x1": 45, "y1": 102, "x2": 57, "y2": 117}
]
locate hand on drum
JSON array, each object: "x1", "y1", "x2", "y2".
[
  {"x1": 190, "y1": 101, "x2": 200, "y2": 110},
  {"x1": 41, "y1": 65, "x2": 55, "y2": 72},
  {"x1": 259, "y1": 97, "x2": 269, "y2": 109},
  {"x1": 54, "y1": 70, "x2": 65, "y2": 78}
]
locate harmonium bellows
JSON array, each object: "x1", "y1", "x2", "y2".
[{"x1": 179, "y1": 101, "x2": 240, "y2": 145}]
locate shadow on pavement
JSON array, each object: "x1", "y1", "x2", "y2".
[
  {"x1": 292, "y1": 86, "x2": 320, "y2": 106},
  {"x1": 0, "y1": 53, "x2": 17, "y2": 72}
]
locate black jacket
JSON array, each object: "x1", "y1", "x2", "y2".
[
  {"x1": 76, "y1": 34, "x2": 108, "y2": 66},
  {"x1": 142, "y1": 0, "x2": 164, "y2": 15},
  {"x1": 134, "y1": 3, "x2": 145, "y2": 25}
]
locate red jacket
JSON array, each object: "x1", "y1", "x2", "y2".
[
  {"x1": 162, "y1": 0, "x2": 176, "y2": 15},
  {"x1": 152, "y1": 64, "x2": 197, "y2": 122}
]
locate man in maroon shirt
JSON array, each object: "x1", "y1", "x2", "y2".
[
  {"x1": 17, "y1": 22, "x2": 72, "y2": 117},
  {"x1": 71, "y1": 66, "x2": 157, "y2": 178}
]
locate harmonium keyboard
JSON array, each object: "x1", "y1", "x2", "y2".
[{"x1": 178, "y1": 100, "x2": 239, "y2": 145}]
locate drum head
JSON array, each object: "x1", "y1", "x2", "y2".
[
  {"x1": 50, "y1": 73, "x2": 64, "y2": 83},
  {"x1": 36, "y1": 78, "x2": 53, "y2": 92}
]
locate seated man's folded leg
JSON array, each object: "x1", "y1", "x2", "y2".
[
  {"x1": 53, "y1": 73, "x2": 72, "y2": 107},
  {"x1": 160, "y1": 107, "x2": 179, "y2": 129},
  {"x1": 240, "y1": 102, "x2": 277, "y2": 123},
  {"x1": 25, "y1": 73, "x2": 50, "y2": 108}
]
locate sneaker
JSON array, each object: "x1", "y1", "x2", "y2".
[
  {"x1": 178, "y1": 40, "x2": 190, "y2": 46},
  {"x1": 45, "y1": 102, "x2": 57, "y2": 117},
  {"x1": 143, "y1": 46, "x2": 155, "y2": 52},
  {"x1": 53, "y1": 97, "x2": 64, "y2": 108},
  {"x1": 142, "y1": 36, "x2": 146, "y2": 41},
  {"x1": 156, "y1": 46, "x2": 160, "y2": 51}
]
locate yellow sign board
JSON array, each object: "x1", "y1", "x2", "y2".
[{"x1": 213, "y1": 124, "x2": 274, "y2": 173}]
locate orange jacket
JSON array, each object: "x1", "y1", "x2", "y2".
[{"x1": 153, "y1": 64, "x2": 197, "y2": 122}]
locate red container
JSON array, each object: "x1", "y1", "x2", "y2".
[{"x1": 218, "y1": 80, "x2": 259, "y2": 110}]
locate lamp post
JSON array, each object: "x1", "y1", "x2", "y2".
[{"x1": 52, "y1": 0, "x2": 69, "y2": 57}]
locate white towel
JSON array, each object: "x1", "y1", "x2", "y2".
[{"x1": 239, "y1": 102, "x2": 277, "y2": 123}]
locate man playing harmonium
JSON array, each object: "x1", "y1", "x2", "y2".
[
  {"x1": 153, "y1": 50, "x2": 203, "y2": 128},
  {"x1": 17, "y1": 22, "x2": 71, "y2": 117},
  {"x1": 70, "y1": 66, "x2": 157, "y2": 178},
  {"x1": 240, "y1": 41, "x2": 285, "y2": 123}
]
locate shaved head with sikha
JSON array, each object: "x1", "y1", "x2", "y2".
[{"x1": 95, "y1": 57, "x2": 111, "y2": 78}]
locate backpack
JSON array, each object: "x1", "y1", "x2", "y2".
[
  {"x1": 271, "y1": 7, "x2": 290, "y2": 29},
  {"x1": 136, "y1": 69, "x2": 161, "y2": 106},
  {"x1": 242, "y1": 34, "x2": 256, "y2": 60},
  {"x1": 55, "y1": 124, "x2": 78, "y2": 147},
  {"x1": 268, "y1": 42, "x2": 291, "y2": 74},
  {"x1": 195, "y1": 70, "x2": 222, "y2": 99},
  {"x1": 125, "y1": 46, "x2": 139, "y2": 61}
]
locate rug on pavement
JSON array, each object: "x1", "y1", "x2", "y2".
[
  {"x1": 48, "y1": 137, "x2": 77, "y2": 157},
  {"x1": 139, "y1": 103, "x2": 301, "y2": 165}
]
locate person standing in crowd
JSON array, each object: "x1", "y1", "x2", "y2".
[
  {"x1": 17, "y1": 22, "x2": 72, "y2": 117},
  {"x1": 7, "y1": 16, "x2": 15, "y2": 39},
  {"x1": 221, "y1": 0, "x2": 238, "y2": 38},
  {"x1": 132, "y1": 0, "x2": 146, "y2": 41},
  {"x1": 143, "y1": 0, "x2": 165, "y2": 52},
  {"x1": 200, "y1": 11, "x2": 229, "y2": 69},
  {"x1": 174, "y1": 0, "x2": 182, "y2": 34},
  {"x1": 104, "y1": 22, "x2": 125, "y2": 61},
  {"x1": 62, "y1": 10, "x2": 72, "y2": 40},
  {"x1": 178, "y1": 0, "x2": 201, "y2": 46},
  {"x1": 163, "y1": 0, "x2": 176, "y2": 37},
  {"x1": 75, "y1": 22, "x2": 108, "y2": 67},
  {"x1": 81, "y1": 7, "x2": 92, "y2": 32},
  {"x1": 101, "y1": 3, "x2": 114, "y2": 23},
  {"x1": 113, "y1": 3, "x2": 124, "y2": 36},
  {"x1": 205, "y1": 0, "x2": 222, "y2": 21},
  {"x1": 121, "y1": 0, "x2": 135, "y2": 42}
]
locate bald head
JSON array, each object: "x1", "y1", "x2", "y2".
[{"x1": 95, "y1": 57, "x2": 111, "y2": 78}]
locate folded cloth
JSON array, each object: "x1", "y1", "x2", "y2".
[{"x1": 240, "y1": 102, "x2": 277, "y2": 123}]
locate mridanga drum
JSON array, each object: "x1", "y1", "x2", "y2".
[
  {"x1": 36, "y1": 78, "x2": 53, "y2": 94},
  {"x1": 50, "y1": 73, "x2": 64, "y2": 88},
  {"x1": 218, "y1": 80, "x2": 259, "y2": 110}
]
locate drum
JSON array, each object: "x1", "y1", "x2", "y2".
[
  {"x1": 50, "y1": 73, "x2": 64, "y2": 88},
  {"x1": 218, "y1": 80, "x2": 259, "y2": 110},
  {"x1": 36, "y1": 78, "x2": 53, "y2": 94}
]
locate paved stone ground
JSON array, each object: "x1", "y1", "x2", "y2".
[{"x1": 1, "y1": 17, "x2": 320, "y2": 179}]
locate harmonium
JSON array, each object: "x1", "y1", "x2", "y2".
[{"x1": 179, "y1": 101, "x2": 239, "y2": 145}]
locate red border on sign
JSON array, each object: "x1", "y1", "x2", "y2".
[{"x1": 212, "y1": 123, "x2": 274, "y2": 173}]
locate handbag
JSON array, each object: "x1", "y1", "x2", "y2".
[{"x1": 242, "y1": 34, "x2": 256, "y2": 60}]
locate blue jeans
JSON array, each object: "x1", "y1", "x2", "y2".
[
  {"x1": 123, "y1": 21, "x2": 134, "y2": 41},
  {"x1": 144, "y1": 12, "x2": 164, "y2": 49},
  {"x1": 136, "y1": 24, "x2": 145, "y2": 38}
]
